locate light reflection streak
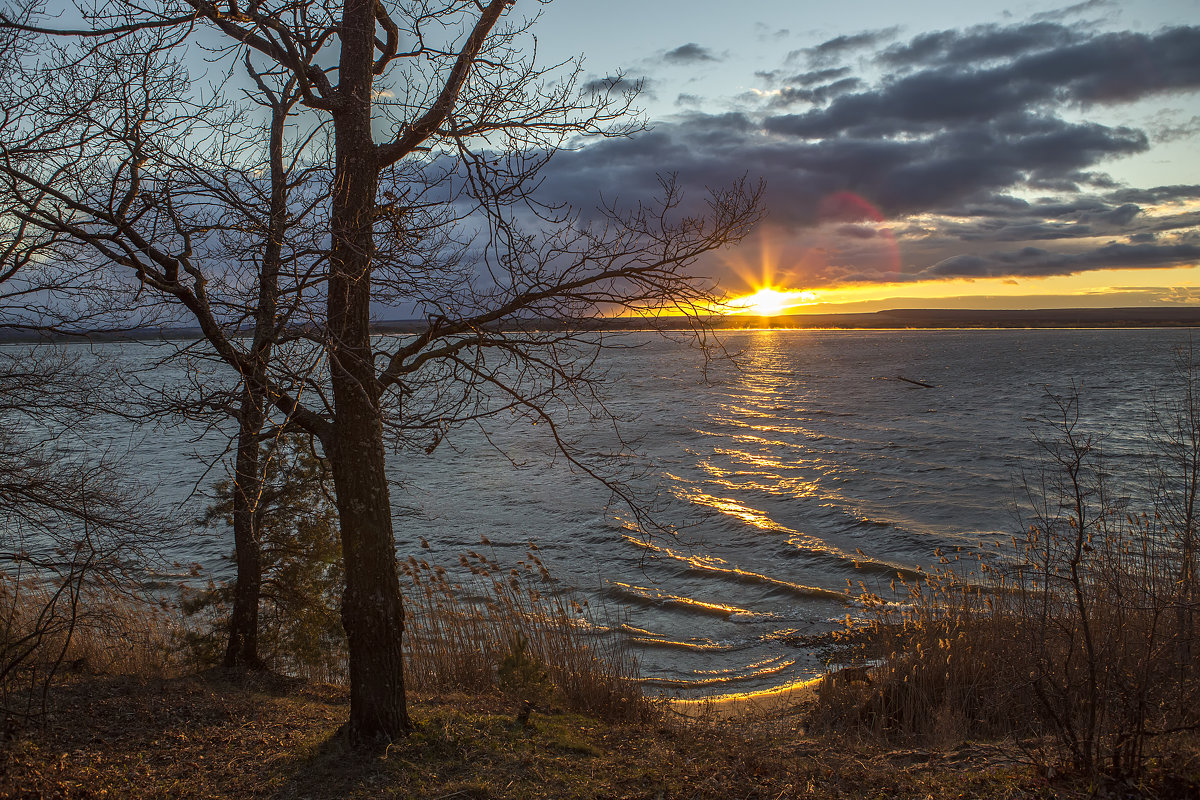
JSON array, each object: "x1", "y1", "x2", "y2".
[
  {"x1": 640, "y1": 655, "x2": 797, "y2": 688},
  {"x1": 608, "y1": 581, "x2": 759, "y2": 618},
  {"x1": 672, "y1": 482, "x2": 841, "y2": 555},
  {"x1": 669, "y1": 475, "x2": 919, "y2": 575},
  {"x1": 621, "y1": 535, "x2": 849, "y2": 601},
  {"x1": 628, "y1": 637, "x2": 733, "y2": 652}
]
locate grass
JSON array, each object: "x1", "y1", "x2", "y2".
[{"x1": 402, "y1": 541, "x2": 648, "y2": 722}]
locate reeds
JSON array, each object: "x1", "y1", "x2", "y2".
[
  {"x1": 812, "y1": 378, "x2": 1200, "y2": 781},
  {"x1": 0, "y1": 569, "x2": 178, "y2": 717},
  {"x1": 401, "y1": 540, "x2": 650, "y2": 722}
]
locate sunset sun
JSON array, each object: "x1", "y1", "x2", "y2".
[{"x1": 729, "y1": 287, "x2": 816, "y2": 316}]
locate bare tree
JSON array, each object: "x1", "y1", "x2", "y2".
[
  {"x1": 0, "y1": 339, "x2": 173, "y2": 719},
  {"x1": 0, "y1": 22, "x2": 331, "y2": 673},
  {"x1": 0, "y1": 0, "x2": 763, "y2": 741}
]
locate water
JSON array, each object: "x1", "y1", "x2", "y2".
[{"x1": 6, "y1": 328, "x2": 1187, "y2": 695}]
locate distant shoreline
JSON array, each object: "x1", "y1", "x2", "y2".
[{"x1": 4, "y1": 306, "x2": 1200, "y2": 342}]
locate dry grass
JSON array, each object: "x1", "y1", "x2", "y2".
[
  {"x1": 0, "y1": 670, "x2": 1128, "y2": 800},
  {"x1": 809, "y1": 386, "x2": 1200, "y2": 783},
  {"x1": 0, "y1": 571, "x2": 178, "y2": 718},
  {"x1": 807, "y1": 554, "x2": 1029, "y2": 744},
  {"x1": 401, "y1": 539, "x2": 650, "y2": 722}
]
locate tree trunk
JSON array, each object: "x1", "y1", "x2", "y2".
[
  {"x1": 225, "y1": 390, "x2": 265, "y2": 669},
  {"x1": 325, "y1": 0, "x2": 410, "y2": 739},
  {"x1": 224, "y1": 81, "x2": 291, "y2": 671}
]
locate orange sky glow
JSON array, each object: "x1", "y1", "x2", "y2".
[{"x1": 723, "y1": 264, "x2": 1200, "y2": 315}]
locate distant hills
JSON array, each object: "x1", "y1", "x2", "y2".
[{"x1": 4, "y1": 307, "x2": 1200, "y2": 342}]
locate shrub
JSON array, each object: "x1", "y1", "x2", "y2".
[{"x1": 182, "y1": 434, "x2": 346, "y2": 682}]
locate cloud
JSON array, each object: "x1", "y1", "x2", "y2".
[
  {"x1": 878, "y1": 22, "x2": 1081, "y2": 68},
  {"x1": 764, "y1": 26, "x2": 1200, "y2": 141},
  {"x1": 922, "y1": 242, "x2": 1200, "y2": 278},
  {"x1": 1150, "y1": 114, "x2": 1200, "y2": 143},
  {"x1": 663, "y1": 43, "x2": 720, "y2": 64},
  {"x1": 753, "y1": 22, "x2": 790, "y2": 42},
  {"x1": 1030, "y1": 0, "x2": 1115, "y2": 23},
  {"x1": 786, "y1": 67, "x2": 853, "y2": 86},
  {"x1": 769, "y1": 77, "x2": 862, "y2": 108},
  {"x1": 582, "y1": 75, "x2": 645, "y2": 95},
  {"x1": 533, "y1": 19, "x2": 1200, "y2": 290},
  {"x1": 791, "y1": 27, "x2": 900, "y2": 65}
]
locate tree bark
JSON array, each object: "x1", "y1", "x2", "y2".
[
  {"x1": 325, "y1": 0, "x2": 409, "y2": 739},
  {"x1": 225, "y1": 390, "x2": 265, "y2": 668}
]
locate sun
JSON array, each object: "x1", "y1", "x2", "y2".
[{"x1": 728, "y1": 287, "x2": 816, "y2": 316}]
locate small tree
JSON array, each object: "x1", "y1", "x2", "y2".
[{"x1": 187, "y1": 434, "x2": 345, "y2": 681}]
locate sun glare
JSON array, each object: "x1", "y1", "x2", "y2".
[{"x1": 728, "y1": 287, "x2": 816, "y2": 316}]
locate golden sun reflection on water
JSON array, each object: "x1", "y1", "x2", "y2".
[{"x1": 620, "y1": 535, "x2": 850, "y2": 601}]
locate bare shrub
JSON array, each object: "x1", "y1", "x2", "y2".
[{"x1": 812, "y1": 358, "x2": 1200, "y2": 781}]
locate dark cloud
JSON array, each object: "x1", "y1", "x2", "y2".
[
  {"x1": 535, "y1": 19, "x2": 1200, "y2": 289},
  {"x1": 763, "y1": 26, "x2": 1200, "y2": 140},
  {"x1": 787, "y1": 67, "x2": 853, "y2": 86},
  {"x1": 879, "y1": 22, "x2": 1081, "y2": 68},
  {"x1": 582, "y1": 75, "x2": 645, "y2": 95},
  {"x1": 770, "y1": 77, "x2": 862, "y2": 108},
  {"x1": 922, "y1": 243, "x2": 1200, "y2": 278},
  {"x1": 663, "y1": 43, "x2": 720, "y2": 64},
  {"x1": 1105, "y1": 185, "x2": 1200, "y2": 205},
  {"x1": 791, "y1": 27, "x2": 900, "y2": 65}
]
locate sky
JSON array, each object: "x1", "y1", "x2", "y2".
[{"x1": 520, "y1": 0, "x2": 1200, "y2": 313}]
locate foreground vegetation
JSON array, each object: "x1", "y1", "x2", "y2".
[{"x1": 5, "y1": 670, "x2": 1171, "y2": 800}]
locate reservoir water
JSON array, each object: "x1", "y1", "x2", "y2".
[{"x1": 9, "y1": 328, "x2": 1188, "y2": 696}]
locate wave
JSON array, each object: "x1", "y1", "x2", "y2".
[
  {"x1": 639, "y1": 654, "x2": 797, "y2": 688},
  {"x1": 621, "y1": 535, "x2": 849, "y2": 602},
  {"x1": 606, "y1": 581, "x2": 762, "y2": 618}
]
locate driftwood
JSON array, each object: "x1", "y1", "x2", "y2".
[{"x1": 876, "y1": 375, "x2": 936, "y2": 388}]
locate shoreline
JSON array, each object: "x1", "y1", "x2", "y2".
[{"x1": 5, "y1": 306, "x2": 1200, "y2": 342}]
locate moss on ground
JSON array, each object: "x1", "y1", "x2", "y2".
[{"x1": 0, "y1": 673, "x2": 1194, "y2": 799}]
